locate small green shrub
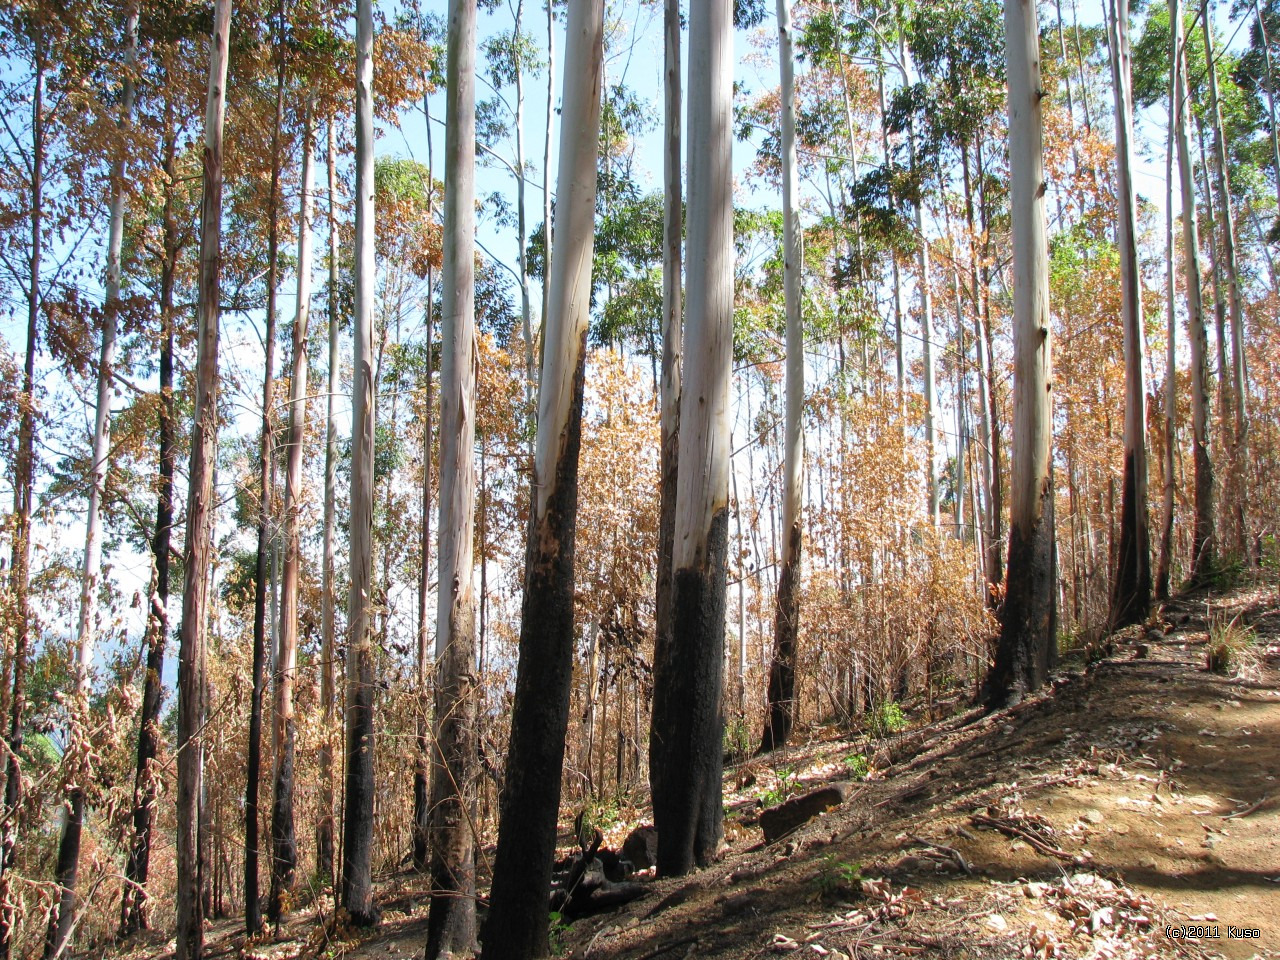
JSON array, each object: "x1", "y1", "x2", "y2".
[
  {"x1": 814, "y1": 853, "x2": 862, "y2": 898},
  {"x1": 723, "y1": 716, "x2": 754, "y2": 763},
  {"x1": 1206, "y1": 613, "x2": 1257, "y2": 675},
  {"x1": 548, "y1": 911, "x2": 570, "y2": 955},
  {"x1": 868, "y1": 700, "x2": 906, "y2": 738},
  {"x1": 843, "y1": 752, "x2": 869, "y2": 780},
  {"x1": 760, "y1": 765, "x2": 799, "y2": 808}
]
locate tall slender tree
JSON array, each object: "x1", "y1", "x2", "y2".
[
  {"x1": 45, "y1": 9, "x2": 139, "y2": 955},
  {"x1": 485, "y1": 1, "x2": 604, "y2": 955},
  {"x1": 177, "y1": 0, "x2": 233, "y2": 954},
  {"x1": 341, "y1": 0, "x2": 379, "y2": 921},
  {"x1": 986, "y1": 0, "x2": 1056, "y2": 707},
  {"x1": 1107, "y1": 0, "x2": 1151, "y2": 628},
  {"x1": 650, "y1": 0, "x2": 732, "y2": 874},
  {"x1": 761, "y1": 0, "x2": 803, "y2": 753},
  {"x1": 1171, "y1": 0, "x2": 1216, "y2": 581},
  {"x1": 426, "y1": 0, "x2": 479, "y2": 954},
  {"x1": 270, "y1": 109, "x2": 317, "y2": 924}
]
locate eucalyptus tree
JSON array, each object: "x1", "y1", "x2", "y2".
[
  {"x1": 45, "y1": 8, "x2": 139, "y2": 955},
  {"x1": 485, "y1": 0, "x2": 604, "y2": 953},
  {"x1": 1107, "y1": 0, "x2": 1151, "y2": 629},
  {"x1": 985, "y1": 0, "x2": 1055, "y2": 706},
  {"x1": 342, "y1": 0, "x2": 379, "y2": 922},
  {"x1": 1200, "y1": 0, "x2": 1248, "y2": 558},
  {"x1": 760, "y1": 0, "x2": 802, "y2": 754},
  {"x1": 269, "y1": 110, "x2": 317, "y2": 924},
  {"x1": 1171, "y1": 0, "x2": 1216, "y2": 581},
  {"x1": 176, "y1": 0, "x2": 233, "y2": 953},
  {"x1": 426, "y1": 0, "x2": 480, "y2": 953},
  {"x1": 650, "y1": 0, "x2": 733, "y2": 874}
]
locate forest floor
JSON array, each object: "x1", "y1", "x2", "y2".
[{"x1": 152, "y1": 576, "x2": 1280, "y2": 960}]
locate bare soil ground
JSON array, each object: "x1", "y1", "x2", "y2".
[{"x1": 131, "y1": 577, "x2": 1280, "y2": 960}]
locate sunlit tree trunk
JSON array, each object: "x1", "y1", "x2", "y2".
[
  {"x1": 486, "y1": 2, "x2": 603, "y2": 954},
  {"x1": 177, "y1": 1, "x2": 232, "y2": 955},
  {"x1": 426, "y1": 1, "x2": 479, "y2": 953},
  {"x1": 269, "y1": 110, "x2": 316, "y2": 924},
  {"x1": 1171, "y1": 0, "x2": 1216, "y2": 580},
  {"x1": 45, "y1": 10, "x2": 138, "y2": 955},
  {"x1": 342, "y1": 0, "x2": 379, "y2": 924},
  {"x1": 654, "y1": 0, "x2": 682, "y2": 742},
  {"x1": 761, "y1": 0, "x2": 803, "y2": 753},
  {"x1": 986, "y1": 0, "x2": 1056, "y2": 708},
  {"x1": 514, "y1": 0, "x2": 535, "y2": 395},
  {"x1": 542, "y1": 0, "x2": 556, "y2": 333},
  {"x1": 1200, "y1": 0, "x2": 1248, "y2": 558},
  {"x1": 651, "y1": 0, "x2": 732, "y2": 876},
  {"x1": 1158, "y1": 80, "x2": 1178, "y2": 601},
  {"x1": 1106, "y1": 0, "x2": 1151, "y2": 629},
  {"x1": 316, "y1": 116, "x2": 340, "y2": 887}
]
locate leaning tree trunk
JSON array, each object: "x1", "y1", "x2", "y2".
[
  {"x1": 1171, "y1": 0, "x2": 1216, "y2": 581},
  {"x1": 269, "y1": 110, "x2": 316, "y2": 925},
  {"x1": 425, "y1": 1, "x2": 480, "y2": 954},
  {"x1": 485, "y1": 2, "x2": 603, "y2": 956},
  {"x1": 177, "y1": 1, "x2": 232, "y2": 955},
  {"x1": 245, "y1": 55, "x2": 286, "y2": 937},
  {"x1": 985, "y1": 0, "x2": 1056, "y2": 708},
  {"x1": 761, "y1": 0, "x2": 803, "y2": 754},
  {"x1": 121, "y1": 105, "x2": 179, "y2": 938},
  {"x1": 316, "y1": 115, "x2": 341, "y2": 887},
  {"x1": 341, "y1": 0, "x2": 379, "y2": 923},
  {"x1": 0, "y1": 34, "x2": 45, "y2": 960},
  {"x1": 654, "y1": 0, "x2": 682, "y2": 748},
  {"x1": 1106, "y1": 0, "x2": 1151, "y2": 629},
  {"x1": 651, "y1": 0, "x2": 733, "y2": 876},
  {"x1": 1200, "y1": 0, "x2": 1248, "y2": 559},
  {"x1": 46, "y1": 11, "x2": 138, "y2": 956}
]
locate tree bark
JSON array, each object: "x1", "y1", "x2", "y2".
[
  {"x1": 986, "y1": 0, "x2": 1056, "y2": 708},
  {"x1": 177, "y1": 1, "x2": 232, "y2": 955},
  {"x1": 121, "y1": 102, "x2": 180, "y2": 938},
  {"x1": 1200, "y1": 0, "x2": 1248, "y2": 558},
  {"x1": 341, "y1": 0, "x2": 379, "y2": 922},
  {"x1": 761, "y1": 0, "x2": 803, "y2": 754},
  {"x1": 1171, "y1": 0, "x2": 1216, "y2": 581},
  {"x1": 485, "y1": 2, "x2": 603, "y2": 955},
  {"x1": 1106, "y1": 0, "x2": 1151, "y2": 629},
  {"x1": 245, "y1": 55, "x2": 286, "y2": 936},
  {"x1": 45, "y1": 11, "x2": 138, "y2": 955},
  {"x1": 654, "y1": 0, "x2": 682, "y2": 750},
  {"x1": 1157, "y1": 74, "x2": 1178, "y2": 601},
  {"x1": 651, "y1": 0, "x2": 733, "y2": 877},
  {"x1": 425, "y1": 1, "x2": 480, "y2": 954},
  {"x1": 270, "y1": 109, "x2": 316, "y2": 925},
  {"x1": 316, "y1": 115, "x2": 340, "y2": 888}
]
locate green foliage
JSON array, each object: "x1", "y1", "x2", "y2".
[
  {"x1": 548, "y1": 911, "x2": 570, "y2": 956},
  {"x1": 760, "y1": 765, "x2": 800, "y2": 808},
  {"x1": 723, "y1": 715, "x2": 754, "y2": 764},
  {"x1": 814, "y1": 854, "x2": 862, "y2": 898},
  {"x1": 842, "y1": 753, "x2": 870, "y2": 780},
  {"x1": 1205, "y1": 614, "x2": 1257, "y2": 675},
  {"x1": 867, "y1": 700, "x2": 907, "y2": 739}
]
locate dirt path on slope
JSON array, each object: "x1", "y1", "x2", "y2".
[{"x1": 558, "y1": 580, "x2": 1280, "y2": 960}]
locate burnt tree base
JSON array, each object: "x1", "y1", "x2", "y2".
[
  {"x1": 483, "y1": 341, "x2": 587, "y2": 960},
  {"x1": 651, "y1": 508, "x2": 729, "y2": 877},
  {"x1": 986, "y1": 476, "x2": 1057, "y2": 709},
  {"x1": 1110, "y1": 451, "x2": 1151, "y2": 630},
  {"x1": 760, "y1": 522, "x2": 802, "y2": 753},
  {"x1": 267, "y1": 722, "x2": 297, "y2": 925}
]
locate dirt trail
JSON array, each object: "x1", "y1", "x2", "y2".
[{"x1": 131, "y1": 579, "x2": 1280, "y2": 960}]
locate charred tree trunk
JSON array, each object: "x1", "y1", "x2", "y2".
[
  {"x1": 485, "y1": 2, "x2": 603, "y2": 956},
  {"x1": 651, "y1": 0, "x2": 733, "y2": 877},
  {"x1": 986, "y1": 0, "x2": 1057, "y2": 708},
  {"x1": 761, "y1": 0, "x2": 803, "y2": 754}
]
